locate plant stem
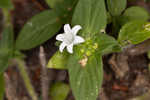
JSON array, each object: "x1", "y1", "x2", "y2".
[
  {"x1": 15, "y1": 58, "x2": 38, "y2": 100},
  {"x1": 2, "y1": 8, "x2": 11, "y2": 27}
]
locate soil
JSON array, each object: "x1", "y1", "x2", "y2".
[{"x1": 1, "y1": 0, "x2": 150, "y2": 100}]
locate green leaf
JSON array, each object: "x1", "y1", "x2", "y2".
[
  {"x1": 72, "y1": 0, "x2": 107, "y2": 36},
  {"x1": 0, "y1": 74, "x2": 5, "y2": 100},
  {"x1": 50, "y1": 82, "x2": 70, "y2": 100},
  {"x1": 0, "y1": 49, "x2": 10, "y2": 74},
  {"x1": 16, "y1": 10, "x2": 62, "y2": 50},
  {"x1": 46, "y1": 0, "x2": 64, "y2": 8},
  {"x1": 107, "y1": 0, "x2": 127, "y2": 16},
  {"x1": 16, "y1": 0, "x2": 78, "y2": 50},
  {"x1": 68, "y1": 52, "x2": 103, "y2": 100},
  {"x1": 47, "y1": 51, "x2": 69, "y2": 69},
  {"x1": 0, "y1": 0, "x2": 13, "y2": 9},
  {"x1": 118, "y1": 21, "x2": 150, "y2": 46},
  {"x1": 0, "y1": 26, "x2": 14, "y2": 49},
  {"x1": 95, "y1": 34, "x2": 121, "y2": 55},
  {"x1": 0, "y1": 26, "x2": 14, "y2": 74},
  {"x1": 120, "y1": 6, "x2": 149, "y2": 25}
]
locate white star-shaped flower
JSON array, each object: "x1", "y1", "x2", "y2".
[{"x1": 56, "y1": 24, "x2": 85, "y2": 54}]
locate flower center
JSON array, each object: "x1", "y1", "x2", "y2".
[{"x1": 64, "y1": 32, "x2": 75, "y2": 45}]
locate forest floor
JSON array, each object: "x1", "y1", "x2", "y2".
[{"x1": 1, "y1": 0, "x2": 150, "y2": 100}]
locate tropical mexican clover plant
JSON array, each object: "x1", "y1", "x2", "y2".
[{"x1": 0, "y1": 0, "x2": 150, "y2": 100}]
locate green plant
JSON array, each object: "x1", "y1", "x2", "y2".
[{"x1": 0, "y1": 0, "x2": 150, "y2": 100}]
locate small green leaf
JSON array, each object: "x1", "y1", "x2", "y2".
[
  {"x1": 0, "y1": 74, "x2": 5, "y2": 100},
  {"x1": 118, "y1": 21, "x2": 150, "y2": 46},
  {"x1": 68, "y1": 52, "x2": 103, "y2": 100},
  {"x1": 47, "y1": 51, "x2": 69, "y2": 69},
  {"x1": 46, "y1": 0, "x2": 64, "y2": 8},
  {"x1": 107, "y1": 0, "x2": 127, "y2": 16},
  {"x1": 120, "y1": 6, "x2": 149, "y2": 25},
  {"x1": 50, "y1": 82, "x2": 70, "y2": 100},
  {"x1": 0, "y1": 0, "x2": 13, "y2": 9},
  {"x1": 72, "y1": 0, "x2": 107, "y2": 36},
  {"x1": 16, "y1": 10, "x2": 62, "y2": 50},
  {"x1": 0, "y1": 26, "x2": 14, "y2": 74},
  {"x1": 95, "y1": 34, "x2": 121, "y2": 55}
]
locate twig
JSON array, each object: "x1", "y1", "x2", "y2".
[
  {"x1": 15, "y1": 59, "x2": 38, "y2": 100},
  {"x1": 39, "y1": 46, "x2": 50, "y2": 100},
  {"x1": 4, "y1": 73, "x2": 19, "y2": 100},
  {"x1": 124, "y1": 39, "x2": 150, "y2": 56},
  {"x1": 109, "y1": 53, "x2": 129, "y2": 79}
]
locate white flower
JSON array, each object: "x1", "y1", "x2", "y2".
[{"x1": 56, "y1": 24, "x2": 85, "y2": 54}]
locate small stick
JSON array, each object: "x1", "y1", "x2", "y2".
[
  {"x1": 39, "y1": 46, "x2": 50, "y2": 100},
  {"x1": 124, "y1": 39, "x2": 150, "y2": 56},
  {"x1": 4, "y1": 73, "x2": 19, "y2": 100}
]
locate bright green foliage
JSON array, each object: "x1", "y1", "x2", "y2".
[
  {"x1": 50, "y1": 82, "x2": 70, "y2": 100},
  {"x1": 47, "y1": 51, "x2": 69, "y2": 69},
  {"x1": 120, "y1": 6, "x2": 149, "y2": 25},
  {"x1": 0, "y1": 26, "x2": 14, "y2": 74},
  {"x1": 0, "y1": 74, "x2": 5, "y2": 100},
  {"x1": 95, "y1": 34, "x2": 121, "y2": 55},
  {"x1": 118, "y1": 21, "x2": 150, "y2": 46},
  {"x1": 46, "y1": 0, "x2": 64, "y2": 8},
  {"x1": 72, "y1": 0, "x2": 107, "y2": 36},
  {"x1": 16, "y1": 10, "x2": 62, "y2": 50},
  {"x1": 0, "y1": 0, "x2": 13, "y2": 9},
  {"x1": 68, "y1": 52, "x2": 103, "y2": 100},
  {"x1": 107, "y1": 0, "x2": 127, "y2": 16}
]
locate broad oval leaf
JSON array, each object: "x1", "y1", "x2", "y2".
[
  {"x1": 16, "y1": 0, "x2": 78, "y2": 50},
  {"x1": 47, "y1": 51, "x2": 69, "y2": 69},
  {"x1": 68, "y1": 52, "x2": 103, "y2": 100},
  {"x1": 107, "y1": 0, "x2": 127, "y2": 16},
  {"x1": 50, "y1": 82, "x2": 70, "y2": 100},
  {"x1": 16, "y1": 10, "x2": 62, "y2": 50},
  {"x1": 120, "y1": 6, "x2": 149, "y2": 25},
  {"x1": 72, "y1": 0, "x2": 107, "y2": 36},
  {"x1": 95, "y1": 34, "x2": 121, "y2": 55},
  {"x1": 118, "y1": 21, "x2": 150, "y2": 46}
]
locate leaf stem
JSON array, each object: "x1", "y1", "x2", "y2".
[
  {"x1": 2, "y1": 8, "x2": 11, "y2": 26},
  {"x1": 15, "y1": 58, "x2": 38, "y2": 100}
]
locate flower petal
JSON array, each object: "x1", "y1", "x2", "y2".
[
  {"x1": 67, "y1": 44, "x2": 73, "y2": 54},
  {"x1": 73, "y1": 36, "x2": 85, "y2": 45},
  {"x1": 64, "y1": 24, "x2": 71, "y2": 33},
  {"x1": 56, "y1": 34, "x2": 64, "y2": 41},
  {"x1": 59, "y1": 42, "x2": 67, "y2": 53},
  {"x1": 72, "y1": 25, "x2": 82, "y2": 35}
]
